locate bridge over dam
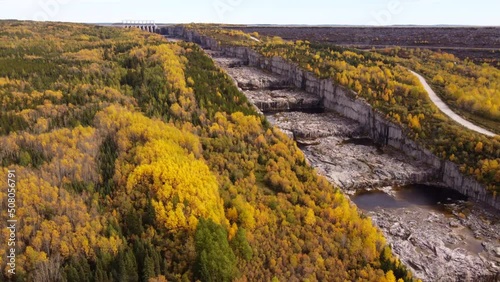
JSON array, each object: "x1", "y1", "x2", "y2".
[
  {"x1": 107, "y1": 23, "x2": 184, "y2": 35},
  {"x1": 112, "y1": 20, "x2": 159, "y2": 33}
]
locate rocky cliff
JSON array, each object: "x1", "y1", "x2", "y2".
[{"x1": 161, "y1": 26, "x2": 500, "y2": 210}]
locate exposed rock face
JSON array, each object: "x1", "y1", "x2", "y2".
[
  {"x1": 208, "y1": 54, "x2": 246, "y2": 68},
  {"x1": 223, "y1": 65, "x2": 290, "y2": 90},
  {"x1": 266, "y1": 112, "x2": 361, "y2": 139},
  {"x1": 306, "y1": 138, "x2": 435, "y2": 191},
  {"x1": 267, "y1": 112, "x2": 435, "y2": 191},
  {"x1": 212, "y1": 54, "x2": 322, "y2": 112},
  {"x1": 244, "y1": 89, "x2": 322, "y2": 112},
  {"x1": 162, "y1": 26, "x2": 500, "y2": 211}
]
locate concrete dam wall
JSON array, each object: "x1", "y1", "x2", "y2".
[{"x1": 160, "y1": 26, "x2": 500, "y2": 210}]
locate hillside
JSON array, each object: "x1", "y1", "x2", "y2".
[{"x1": 0, "y1": 21, "x2": 413, "y2": 282}]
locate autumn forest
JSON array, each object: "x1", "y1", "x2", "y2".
[{"x1": 0, "y1": 21, "x2": 417, "y2": 282}]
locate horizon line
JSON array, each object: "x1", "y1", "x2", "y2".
[{"x1": 1, "y1": 19, "x2": 499, "y2": 28}]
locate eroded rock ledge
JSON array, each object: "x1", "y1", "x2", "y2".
[{"x1": 266, "y1": 111, "x2": 435, "y2": 191}]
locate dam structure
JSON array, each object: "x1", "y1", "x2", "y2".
[{"x1": 116, "y1": 20, "x2": 158, "y2": 33}]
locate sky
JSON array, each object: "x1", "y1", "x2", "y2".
[{"x1": 1, "y1": 0, "x2": 499, "y2": 26}]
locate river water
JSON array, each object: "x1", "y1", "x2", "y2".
[{"x1": 352, "y1": 185, "x2": 467, "y2": 211}]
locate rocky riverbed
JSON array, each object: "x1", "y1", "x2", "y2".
[
  {"x1": 266, "y1": 111, "x2": 435, "y2": 192},
  {"x1": 356, "y1": 190, "x2": 500, "y2": 281},
  {"x1": 245, "y1": 89, "x2": 322, "y2": 112},
  {"x1": 207, "y1": 51, "x2": 500, "y2": 281}
]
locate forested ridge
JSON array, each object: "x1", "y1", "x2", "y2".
[
  {"x1": 189, "y1": 25, "x2": 500, "y2": 195},
  {"x1": 0, "y1": 21, "x2": 413, "y2": 281}
]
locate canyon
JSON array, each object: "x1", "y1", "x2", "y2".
[{"x1": 161, "y1": 26, "x2": 500, "y2": 281}]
